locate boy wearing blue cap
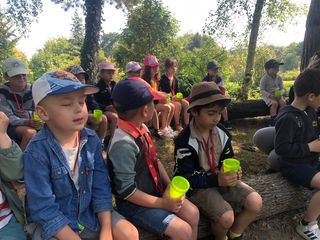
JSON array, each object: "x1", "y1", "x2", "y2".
[
  {"x1": 108, "y1": 79, "x2": 199, "y2": 240},
  {"x1": 24, "y1": 70, "x2": 138, "y2": 240}
]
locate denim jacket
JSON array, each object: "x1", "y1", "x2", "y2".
[{"x1": 23, "y1": 125, "x2": 112, "y2": 240}]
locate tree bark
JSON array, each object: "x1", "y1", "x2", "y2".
[
  {"x1": 300, "y1": 0, "x2": 320, "y2": 70},
  {"x1": 80, "y1": 0, "x2": 104, "y2": 83},
  {"x1": 228, "y1": 100, "x2": 269, "y2": 120},
  {"x1": 241, "y1": 0, "x2": 265, "y2": 100},
  {"x1": 139, "y1": 173, "x2": 311, "y2": 240}
]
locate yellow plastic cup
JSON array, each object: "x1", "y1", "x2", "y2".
[
  {"x1": 176, "y1": 92, "x2": 183, "y2": 99},
  {"x1": 166, "y1": 93, "x2": 171, "y2": 104},
  {"x1": 33, "y1": 112, "x2": 43, "y2": 130},
  {"x1": 274, "y1": 89, "x2": 281, "y2": 98},
  {"x1": 169, "y1": 176, "x2": 190, "y2": 199},
  {"x1": 223, "y1": 158, "x2": 240, "y2": 173},
  {"x1": 93, "y1": 109, "x2": 103, "y2": 124}
]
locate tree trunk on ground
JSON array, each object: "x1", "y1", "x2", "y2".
[
  {"x1": 227, "y1": 100, "x2": 269, "y2": 120},
  {"x1": 300, "y1": 0, "x2": 320, "y2": 70},
  {"x1": 80, "y1": 0, "x2": 103, "y2": 83},
  {"x1": 139, "y1": 173, "x2": 311, "y2": 240},
  {"x1": 241, "y1": 0, "x2": 265, "y2": 100}
]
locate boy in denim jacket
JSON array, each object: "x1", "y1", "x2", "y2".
[{"x1": 24, "y1": 71, "x2": 138, "y2": 240}]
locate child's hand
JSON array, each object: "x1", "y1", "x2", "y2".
[
  {"x1": 161, "y1": 185, "x2": 184, "y2": 213},
  {"x1": 218, "y1": 167, "x2": 238, "y2": 187},
  {"x1": 0, "y1": 112, "x2": 9, "y2": 135},
  {"x1": 237, "y1": 167, "x2": 242, "y2": 180},
  {"x1": 308, "y1": 139, "x2": 320, "y2": 152},
  {"x1": 26, "y1": 119, "x2": 43, "y2": 129}
]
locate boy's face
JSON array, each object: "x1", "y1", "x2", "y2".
[
  {"x1": 38, "y1": 90, "x2": 88, "y2": 133},
  {"x1": 192, "y1": 105, "x2": 223, "y2": 130},
  {"x1": 266, "y1": 66, "x2": 279, "y2": 75},
  {"x1": 307, "y1": 93, "x2": 320, "y2": 109},
  {"x1": 208, "y1": 68, "x2": 219, "y2": 77},
  {"x1": 100, "y1": 69, "x2": 115, "y2": 82},
  {"x1": 5, "y1": 74, "x2": 28, "y2": 92},
  {"x1": 75, "y1": 73, "x2": 86, "y2": 84}
]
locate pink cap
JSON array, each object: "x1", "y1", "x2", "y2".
[
  {"x1": 144, "y1": 55, "x2": 160, "y2": 67},
  {"x1": 125, "y1": 61, "x2": 142, "y2": 73},
  {"x1": 99, "y1": 61, "x2": 115, "y2": 71}
]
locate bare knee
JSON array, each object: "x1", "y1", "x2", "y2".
[
  {"x1": 23, "y1": 128, "x2": 37, "y2": 139},
  {"x1": 218, "y1": 210, "x2": 234, "y2": 229},
  {"x1": 113, "y1": 220, "x2": 139, "y2": 240},
  {"x1": 244, "y1": 192, "x2": 263, "y2": 214},
  {"x1": 166, "y1": 217, "x2": 193, "y2": 240},
  {"x1": 182, "y1": 203, "x2": 199, "y2": 227}
]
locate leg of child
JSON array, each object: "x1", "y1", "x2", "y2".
[
  {"x1": 168, "y1": 103, "x2": 175, "y2": 128},
  {"x1": 181, "y1": 99, "x2": 189, "y2": 126},
  {"x1": 211, "y1": 210, "x2": 234, "y2": 240},
  {"x1": 229, "y1": 191, "x2": 262, "y2": 235},
  {"x1": 164, "y1": 216, "x2": 193, "y2": 240},
  {"x1": 174, "y1": 199, "x2": 199, "y2": 240},
  {"x1": 303, "y1": 172, "x2": 320, "y2": 222},
  {"x1": 278, "y1": 98, "x2": 286, "y2": 111},
  {"x1": 172, "y1": 101, "x2": 182, "y2": 129},
  {"x1": 104, "y1": 111, "x2": 118, "y2": 136},
  {"x1": 97, "y1": 115, "x2": 108, "y2": 141},
  {"x1": 112, "y1": 211, "x2": 139, "y2": 240},
  {"x1": 16, "y1": 126, "x2": 37, "y2": 151},
  {"x1": 270, "y1": 100, "x2": 279, "y2": 117},
  {"x1": 156, "y1": 103, "x2": 170, "y2": 130},
  {"x1": 221, "y1": 107, "x2": 228, "y2": 122}
]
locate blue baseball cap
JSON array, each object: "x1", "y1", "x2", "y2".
[
  {"x1": 32, "y1": 70, "x2": 99, "y2": 105},
  {"x1": 112, "y1": 78, "x2": 164, "y2": 113},
  {"x1": 265, "y1": 59, "x2": 284, "y2": 69}
]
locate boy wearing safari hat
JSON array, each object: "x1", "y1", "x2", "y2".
[
  {"x1": 0, "y1": 57, "x2": 41, "y2": 150},
  {"x1": 174, "y1": 81, "x2": 262, "y2": 240}
]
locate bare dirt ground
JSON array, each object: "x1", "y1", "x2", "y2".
[{"x1": 154, "y1": 117, "x2": 305, "y2": 240}]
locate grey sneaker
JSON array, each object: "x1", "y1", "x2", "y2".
[{"x1": 296, "y1": 221, "x2": 320, "y2": 240}]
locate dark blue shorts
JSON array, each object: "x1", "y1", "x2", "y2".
[
  {"x1": 116, "y1": 200, "x2": 175, "y2": 236},
  {"x1": 279, "y1": 160, "x2": 320, "y2": 188},
  {"x1": 7, "y1": 125, "x2": 20, "y2": 143}
]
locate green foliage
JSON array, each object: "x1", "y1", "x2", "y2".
[
  {"x1": 0, "y1": 14, "x2": 19, "y2": 81},
  {"x1": 70, "y1": 10, "x2": 84, "y2": 47},
  {"x1": 29, "y1": 37, "x2": 81, "y2": 81},
  {"x1": 100, "y1": 32, "x2": 120, "y2": 56},
  {"x1": 112, "y1": 0, "x2": 179, "y2": 68}
]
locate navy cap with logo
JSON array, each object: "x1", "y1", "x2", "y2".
[
  {"x1": 112, "y1": 78, "x2": 165, "y2": 113},
  {"x1": 264, "y1": 59, "x2": 284, "y2": 69},
  {"x1": 207, "y1": 61, "x2": 220, "y2": 70}
]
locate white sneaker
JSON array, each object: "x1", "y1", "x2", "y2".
[{"x1": 296, "y1": 221, "x2": 320, "y2": 240}]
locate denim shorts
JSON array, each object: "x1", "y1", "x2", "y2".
[
  {"x1": 279, "y1": 160, "x2": 320, "y2": 188},
  {"x1": 116, "y1": 200, "x2": 175, "y2": 236},
  {"x1": 0, "y1": 215, "x2": 26, "y2": 240}
]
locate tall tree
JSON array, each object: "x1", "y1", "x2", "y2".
[
  {"x1": 5, "y1": 0, "x2": 142, "y2": 82},
  {"x1": 70, "y1": 10, "x2": 84, "y2": 48},
  {"x1": 301, "y1": 0, "x2": 320, "y2": 70},
  {"x1": 113, "y1": 0, "x2": 178, "y2": 67},
  {"x1": 205, "y1": 0, "x2": 302, "y2": 100},
  {"x1": 0, "y1": 14, "x2": 18, "y2": 80}
]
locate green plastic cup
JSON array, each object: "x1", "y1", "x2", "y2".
[
  {"x1": 223, "y1": 158, "x2": 240, "y2": 173},
  {"x1": 169, "y1": 176, "x2": 190, "y2": 199},
  {"x1": 176, "y1": 92, "x2": 183, "y2": 99},
  {"x1": 93, "y1": 109, "x2": 103, "y2": 124},
  {"x1": 274, "y1": 89, "x2": 281, "y2": 98},
  {"x1": 166, "y1": 93, "x2": 171, "y2": 104}
]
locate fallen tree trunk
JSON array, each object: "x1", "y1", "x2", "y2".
[
  {"x1": 228, "y1": 100, "x2": 269, "y2": 120},
  {"x1": 139, "y1": 173, "x2": 311, "y2": 239}
]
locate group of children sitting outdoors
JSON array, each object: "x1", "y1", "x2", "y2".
[{"x1": 0, "y1": 53, "x2": 320, "y2": 240}]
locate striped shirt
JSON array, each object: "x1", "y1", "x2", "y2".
[{"x1": 0, "y1": 190, "x2": 13, "y2": 229}]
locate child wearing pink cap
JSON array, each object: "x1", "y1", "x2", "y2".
[
  {"x1": 95, "y1": 61, "x2": 118, "y2": 137},
  {"x1": 142, "y1": 55, "x2": 175, "y2": 139}
]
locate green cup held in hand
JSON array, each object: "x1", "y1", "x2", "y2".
[
  {"x1": 223, "y1": 158, "x2": 240, "y2": 173},
  {"x1": 33, "y1": 112, "x2": 43, "y2": 130},
  {"x1": 176, "y1": 92, "x2": 183, "y2": 99},
  {"x1": 274, "y1": 89, "x2": 281, "y2": 98},
  {"x1": 93, "y1": 109, "x2": 103, "y2": 124},
  {"x1": 169, "y1": 176, "x2": 190, "y2": 199}
]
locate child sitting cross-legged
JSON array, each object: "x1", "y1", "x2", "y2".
[
  {"x1": 174, "y1": 82, "x2": 262, "y2": 240},
  {"x1": 108, "y1": 79, "x2": 199, "y2": 240},
  {"x1": 24, "y1": 70, "x2": 138, "y2": 240}
]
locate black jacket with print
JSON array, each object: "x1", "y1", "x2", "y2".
[
  {"x1": 275, "y1": 105, "x2": 320, "y2": 164},
  {"x1": 173, "y1": 123, "x2": 233, "y2": 194}
]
